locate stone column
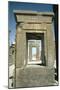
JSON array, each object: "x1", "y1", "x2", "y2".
[
  {"x1": 29, "y1": 44, "x2": 32, "y2": 62},
  {"x1": 36, "y1": 46, "x2": 39, "y2": 61},
  {"x1": 16, "y1": 23, "x2": 26, "y2": 68},
  {"x1": 46, "y1": 23, "x2": 55, "y2": 67}
]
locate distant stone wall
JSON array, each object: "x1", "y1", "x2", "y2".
[{"x1": 9, "y1": 44, "x2": 15, "y2": 66}]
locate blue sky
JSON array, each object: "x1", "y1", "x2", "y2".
[{"x1": 8, "y1": 1, "x2": 53, "y2": 45}]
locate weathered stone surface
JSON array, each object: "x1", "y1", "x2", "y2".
[
  {"x1": 16, "y1": 66, "x2": 55, "y2": 87},
  {"x1": 16, "y1": 30, "x2": 26, "y2": 68},
  {"x1": 14, "y1": 10, "x2": 54, "y2": 23},
  {"x1": 46, "y1": 24, "x2": 55, "y2": 67},
  {"x1": 16, "y1": 15, "x2": 52, "y2": 23}
]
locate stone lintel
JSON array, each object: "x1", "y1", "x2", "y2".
[
  {"x1": 14, "y1": 10, "x2": 54, "y2": 16},
  {"x1": 14, "y1": 10, "x2": 54, "y2": 23}
]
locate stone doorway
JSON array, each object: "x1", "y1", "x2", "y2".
[
  {"x1": 26, "y1": 33, "x2": 46, "y2": 65},
  {"x1": 13, "y1": 10, "x2": 56, "y2": 88}
]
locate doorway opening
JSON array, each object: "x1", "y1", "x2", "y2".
[{"x1": 26, "y1": 33, "x2": 46, "y2": 65}]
